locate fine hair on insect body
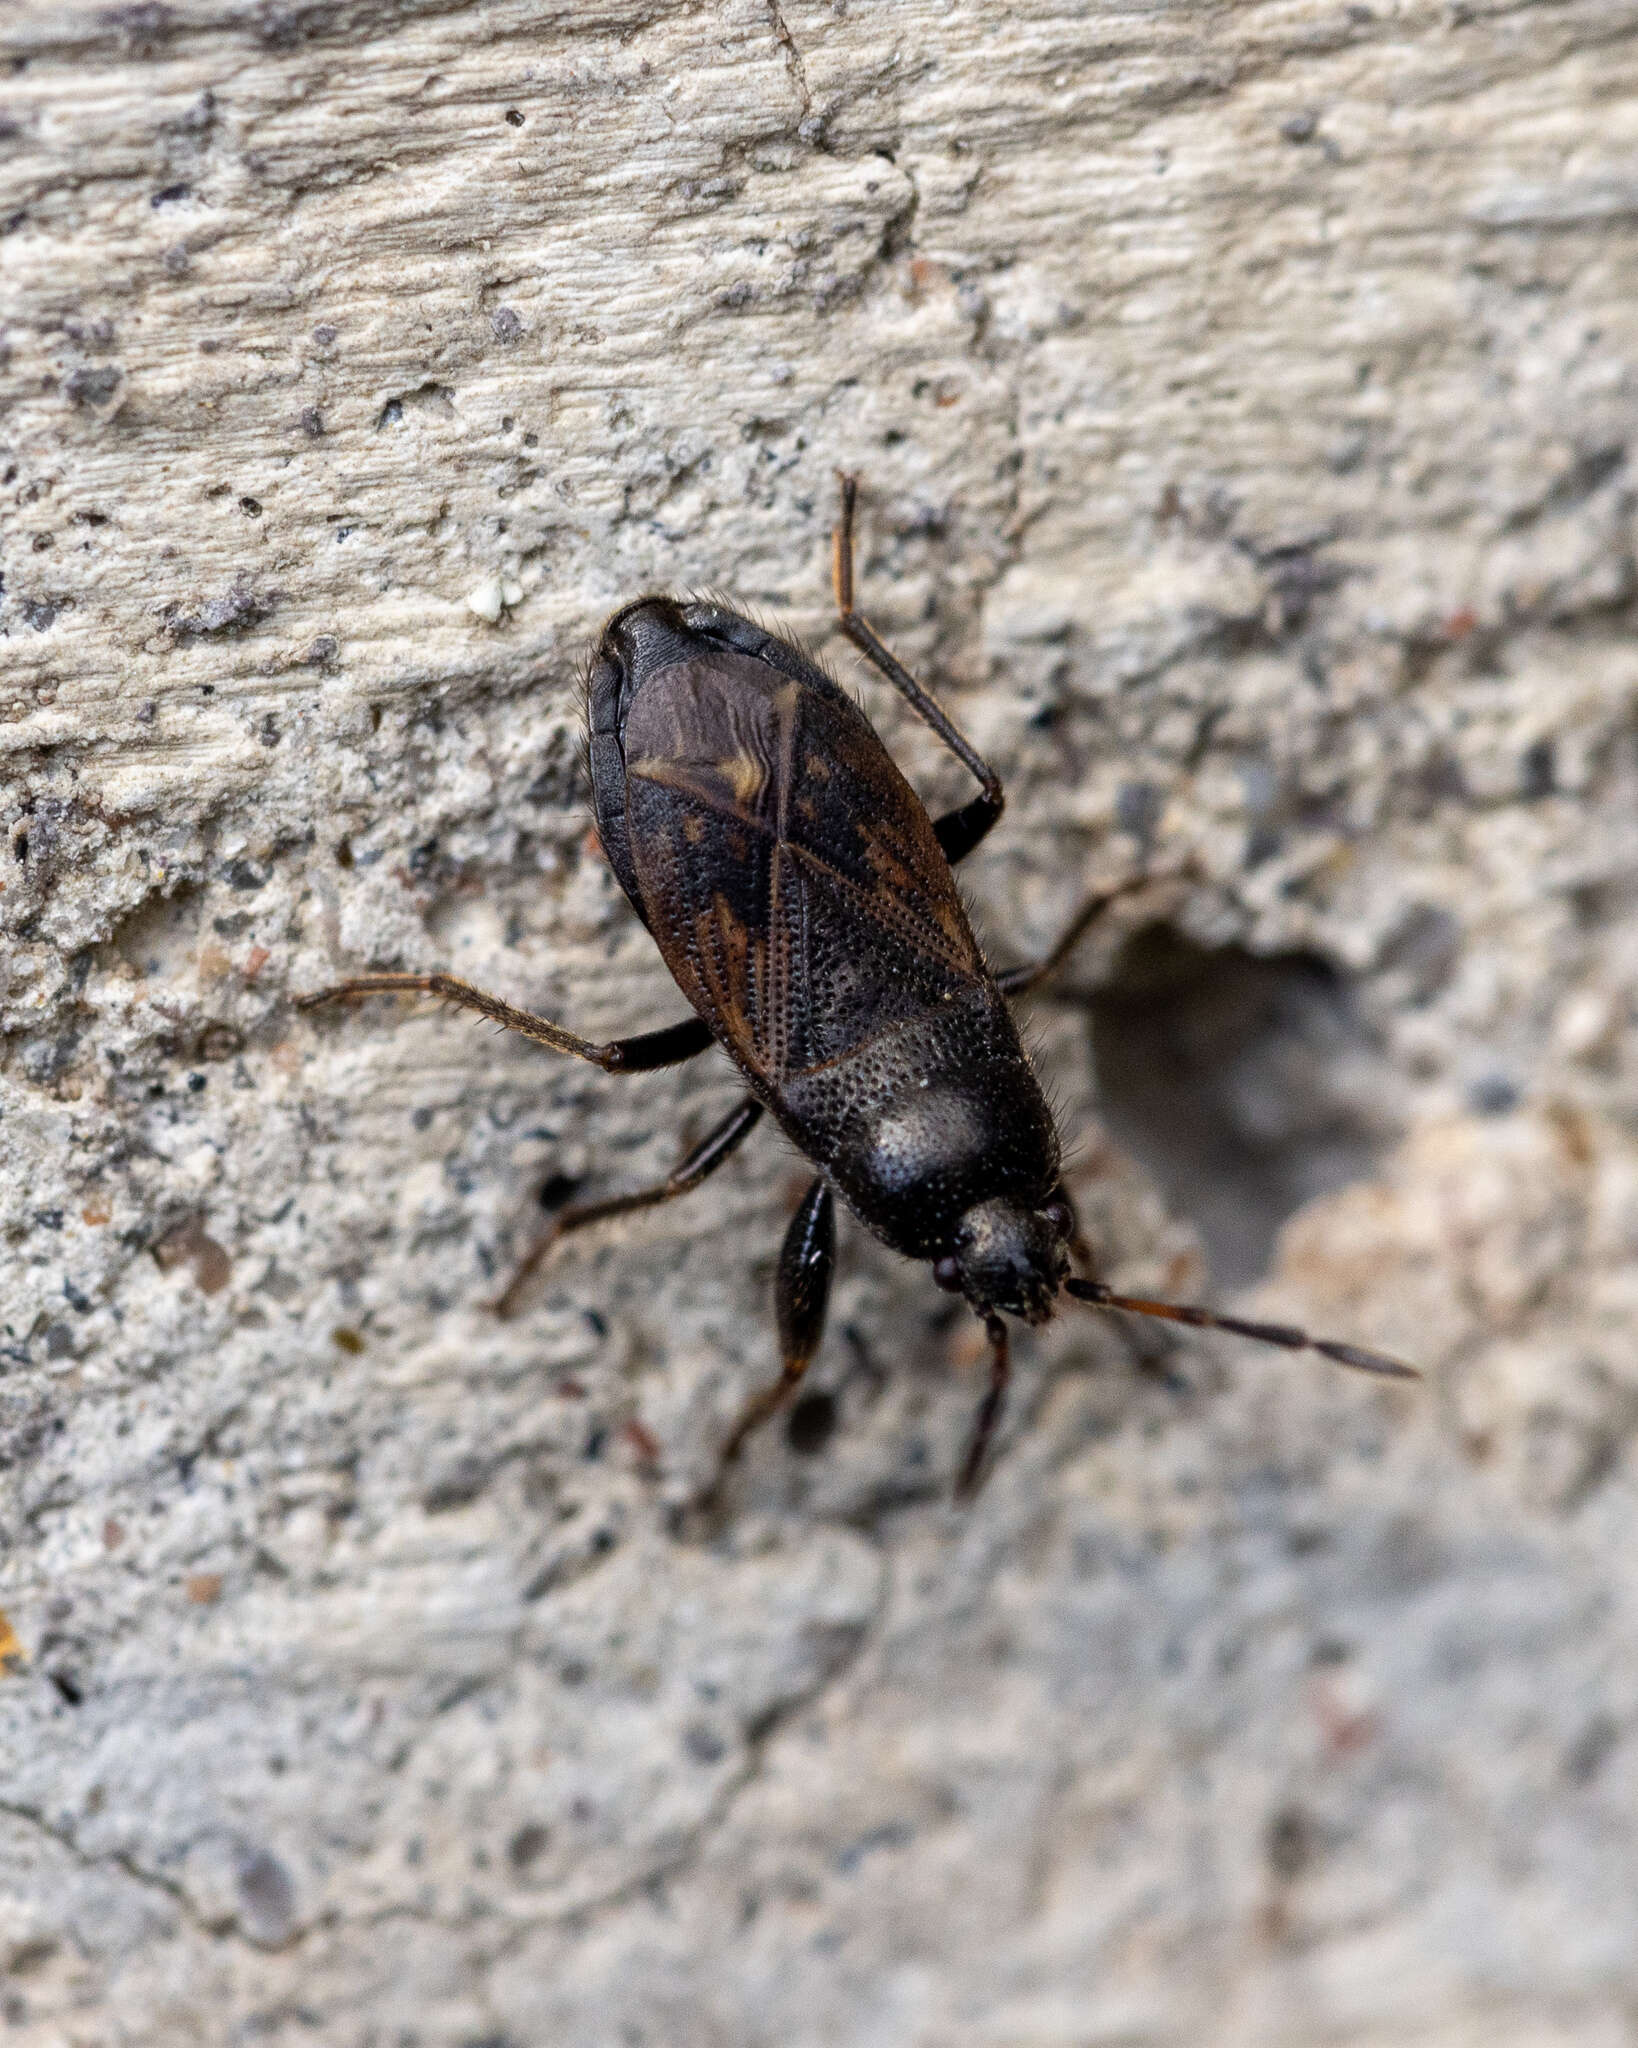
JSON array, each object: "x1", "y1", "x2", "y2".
[{"x1": 301, "y1": 475, "x2": 1415, "y2": 1502}]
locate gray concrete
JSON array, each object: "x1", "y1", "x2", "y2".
[{"x1": 3, "y1": 2, "x2": 1638, "y2": 2041}]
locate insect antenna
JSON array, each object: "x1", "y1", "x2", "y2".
[
  {"x1": 955, "y1": 1315, "x2": 1011, "y2": 1503},
  {"x1": 1061, "y1": 1277, "x2": 1418, "y2": 1381}
]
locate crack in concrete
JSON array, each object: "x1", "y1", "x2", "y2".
[
  {"x1": 766, "y1": 0, "x2": 814, "y2": 126},
  {"x1": 0, "y1": 1795, "x2": 212, "y2": 1940},
  {"x1": 480, "y1": 1528, "x2": 894, "y2": 1951},
  {"x1": 878, "y1": 151, "x2": 920, "y2": 269},
  {"x1": 59, "y1": 1528, "x2": 901, "y2": 1969}
]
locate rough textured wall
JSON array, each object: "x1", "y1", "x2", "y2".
[{"x1": 4, "y1": 1, "x2": 1638, "y2": 2041}]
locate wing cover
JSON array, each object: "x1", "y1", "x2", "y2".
[{"x1": 622, "y1": 652, "x2": 985, "y2": 1090}]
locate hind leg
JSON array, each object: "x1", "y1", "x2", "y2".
[
  {"x1": 995, "y1": 877, "x2": 1164, "y2": 1000},
  {"x1": 831, "y1": 474, "x2": 1005, "y2": 867},
  {"x1": 713, "y1": 1178, "x2": 836, "y2": 1478},
  {"x1": 301, "y1": 973, "x2": 714, "y2": 1073},
  {"x1": 493, "y1": 1096, "x2": 763, "y2": 1315}
]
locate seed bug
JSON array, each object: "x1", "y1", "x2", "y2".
[{"x1": 301, "y1": 476, "x2": 1415, "y2": 1500}]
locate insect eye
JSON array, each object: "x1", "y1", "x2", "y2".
[
  {"x1": 1042, "y1": 1200, "x2": 1074, "y2": 1240},
  {"x1": 933, "y1": 1255, "x2": 963, "y2": 1293}
]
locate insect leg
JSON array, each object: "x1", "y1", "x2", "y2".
[
  {"x1": 955, "y1": 1314, "x2": 1012, "y2": 1501},
  {"x1": 492, "y1": 1096, "x2": 763, "y2": 1316},
  {"x1": 995, "y1": 874, "x2": 1161, "y2": 999},
  {"x1": 831, "y1": 473, "x2": 1005, "y2": 867},
  {"x1": 716, "y1": 1178, "x2": 836, "y2": 1472},
  {"x1": 300, "y1": 973, "x2": 713, "y2": 1072}
]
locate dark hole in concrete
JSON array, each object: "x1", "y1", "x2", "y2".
[
  {"x1": 786, "y1": 1388, "x2": 838, "y2": 1455},
  {"x1": 508, "y1": 1821, "x2": 549, "y2": 1871},
  {"x1": 235, "y1": 1846, "x2": 296, "y2": 1947},
  {"x1": 422, "y1": 1454, "x2": 488, "y2": 1514},
  {"x1": 1520, "y1": 736, "x2": 1556, "y2": 798},
  {"x1": 683, "y1": 1721, "x2": 727, "y2": 1765},
  {"x1": 1088, "y1": 924, "x2": 1395, "y2": 1289},
  {"x1": 1469, "y1": 1073, "x2": 1518, "y2": 1116},
  {"x1": 1266, "y1": 1803, "x2": 1315, "y2": 1880}
]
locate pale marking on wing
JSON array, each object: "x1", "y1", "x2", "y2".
[
  {"x1": 686, "y1": 891, "x2": 766, "y2": 1077},
  {"x1": 628, "y1": 755, "x2": 778, "y2": 831},
  {"x1": 724, "y1": 751, "x2": 766, "y2": 805},
  {"x1": 855, "y1": 814, "x2": 973, "y2": 958}
]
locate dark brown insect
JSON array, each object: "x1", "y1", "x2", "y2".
[{"x1": 302, "y1": 477, "x2": 1414, "y2": 1499}]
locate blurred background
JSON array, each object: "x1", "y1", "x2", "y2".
[{"x1": 3, "y1": 2, "x2": 1637, "y2": 2040}]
